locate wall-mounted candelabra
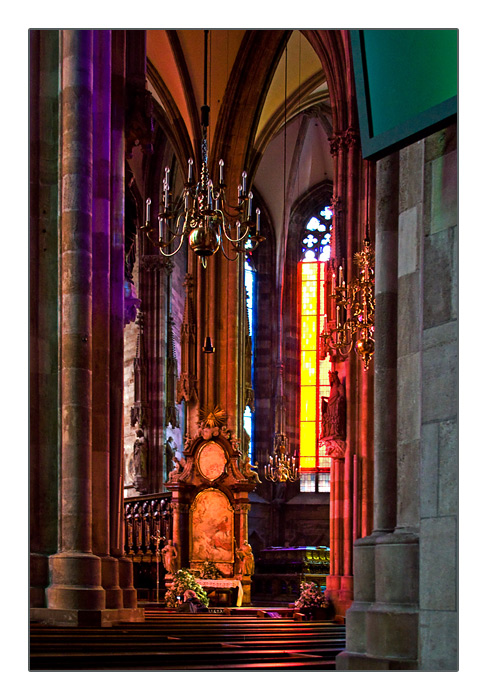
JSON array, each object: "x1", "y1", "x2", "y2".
[{"x1": 320, "y1": 238, "x2": 375, "y2": 370}]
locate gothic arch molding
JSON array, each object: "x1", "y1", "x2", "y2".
[{"x1": 302, "y1": 30, "x2": 358, "y2": 136}]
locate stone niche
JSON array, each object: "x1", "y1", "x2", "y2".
[{"x1": 164, "y1": 419, "x2": 259, "y2": 601}]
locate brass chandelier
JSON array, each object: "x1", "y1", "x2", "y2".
[
  {"x1": 320, "y1": 237, "x2": 375, "y2": 370},
  {"x1": 263, "y1": 43, "x2": 299, "y2": 485},
  {"x1": 141, "y1": 30, "x2": 265, "y2": 268},
  {"x1": 264, "y1": 365, "x2": 300, "y2": 484},
  {"x1": 265, "y1": 443, "x2": 300, "y2": 483},
  {"x1": 321, "y1": 165, "x2": 375, "y2": 370}
]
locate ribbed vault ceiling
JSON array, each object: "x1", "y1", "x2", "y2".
[{"x1": 146, "y1": 29, "x2": 333, "y2": 240}]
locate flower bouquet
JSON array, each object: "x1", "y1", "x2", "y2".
[
  {"x1": 201, "y1": 560, "x2": 224, "y2": 579},
  {"x1": 294, "y1": 582, "x2": 331, "y2": 619},
  {"x1": 163, "y1": 568, "x2": 210, "y2": 608}
]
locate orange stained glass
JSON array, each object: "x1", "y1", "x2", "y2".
[
  {"x1": 299, "y1": 260, "x2": 332, "y2": 471},
  {"x1": 300, "y1": 386, "x2": 316, "y2": 421},
  {"x1": 300, "y1": 456, "x2": 317, "y2": 471},
  {"x1": 301, "y1": 316, "x2": 317, "y2": 350},
  {"x1": 300, "y1": 422, "x2": 316, "y2": 456},
  {"x1": 300, "y1": 351, "x2": 316, "y2": 385}
]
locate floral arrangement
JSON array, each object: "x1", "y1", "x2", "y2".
[
  {"x1": 294, "y1": 581, "x2": 330, "y2": 610},
  {"x1": 163, "y1": 568, "x2": 210, "y2": 608},
  {"x1": 200, "y1": 560, "x2": 224, "y2": 579}
]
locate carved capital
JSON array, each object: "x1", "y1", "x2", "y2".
[
  {"x1": 234, "y1": 503, "x2": 251, "y2": 515},
  {"x1": 140, "y1": 255, "x2": 174, "y2": 273},
  {"x1": 343, "y1": 127, "x2": 359, "y2": 148},
  {"x1": 329, "y1": 127, "x2": 360, "y2": 156},
  {"x1": 328, "y1": 134, "x2": 344, "y2": 157},
  {"x1": 183, "y1": 272, "x2": 195, "y2": 290},
  {"x1": 319, "y1": 438, "x2": 346, "y2": 459},
  {"x1": 330, "y1": 195, "x2": 342, "y2": 213}
]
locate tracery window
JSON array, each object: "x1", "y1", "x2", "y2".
[
  {"x1": 300, "y1": 206, "x2": 333, "y2": 262},
  {"x1": 244, "y1": 255, "x2": 256, "y2": 460},
  {"x1": 299, "y1": 206, "x2": 333, "y2": 492}
]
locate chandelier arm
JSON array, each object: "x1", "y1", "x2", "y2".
[
  {"x1": 216, "y1": 192, "x2": 251, "y2": 223},
  {"x1": 218, "y1": 235, "x2": 240, "y2": 262},
  {"x1": 223, "y1": 225, "x2": 252, "y2": 244},
  {"x1": 213, "y1": 208, "x2": 251, "y2": 244},
  {"x1": 158, "y1": 233, "x2": 186, "y2": 258}
]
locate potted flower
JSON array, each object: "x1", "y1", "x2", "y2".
[
  {"x1": 294, "y1": 582, "x2": 333, "y2": 620},
  {"x1": 163, "y1": 568, "x2": 210, "y2": 608}
]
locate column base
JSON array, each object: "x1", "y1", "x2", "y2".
[
  {"x1": 240, "y1": 577, "x2": 252, "y2": 606},
  {"x1": 336, "y1": 650, "x2": 418, "y2": 671},
  {"x1": 101, "y1": 556, "x2": 124, "y2": 609},
  {"x1": 30, "y1": 552, "x2": 50, "y2": 608},
  {"x1": 47, "y1": 551, "x2": 106, "y2": 611},
  {"x1": 366, "y1": 602, "x2": 419, "y2": 660},
  {"x1": 326, "y1": 574, "x2": 353, "y2": 618},
  {"x1": 30, "y1": 606, "x2": 145, "y2": 628},
  {"x1": 118, "y1": 556, "x2": 138, "y2": 609}
]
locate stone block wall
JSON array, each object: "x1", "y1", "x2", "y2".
[
  {"x1": 337, "y1": 124, "x2": 458, "y2": 671},
  {"x1": 418, "y1": 126, "x2": 458, "y2": 670}
]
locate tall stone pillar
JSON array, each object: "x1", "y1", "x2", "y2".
[
  {"x1": 337, "y1": 151, "x2": 419, "y2": 669},
  {"x1": 29, "y1": 29, "x2": 60, "y2": 608},
  {"x1": 336, "y1": 152, "x2": 400, "y2": 666},
  {"x1": 46, "y1": 29, "x2": 106, "y2": 615},
  {"x1": 139, "y1": 254, "x2": 174, "y2": 494},
  {"x1": 110, "y1": 30, "x2": 139, "y2": 611},
  {"x1": 326, "y1": 127, "x2": 371, "y2": 617},
  {"x1": 91, "y1": 29, "x2": 123, "y2": 611}
]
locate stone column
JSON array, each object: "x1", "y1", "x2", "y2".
[
  {"x1": 363, "y1": 144, "x2": 424, "y2": 665},
  {"x1": 29, "y1": 29, "x2": 60, "y2": 608},
  {"x1": 325, "y1": 448, "x2": 349, "y2": 616},
  {"x1": 47, "y1": 29, "x2": 105, "y2": 614},
  {"x1": 91, "y1": 29, "x2": 123, "y2": 611},
  {"x1": 110, "y1": 30, "x2": 138, "y2": 611},
  {"x1": 165, "y1": 499, "x2": 189, "y2": 583},
  {"x1": 337, "y1": 151, "x2": 420, "y2": 669},
  {"x1": 326, "y1": 128, "x2": 367, "y2": 616},
  {"x1": 234, "y1": 501, "x2": 252, "y2": 605},
  {"x1": 364, "y1": 148, "x2": 419, "y2": 662},
  {"x1": 140, "y1": 255, "x2": 174, "y2": 494},
  {"x1": 336, "y1": 152, "x2": 399, "y2": 667},
  {"x1": 373, "y1": 152, "x2": 400, "y2": 534}
]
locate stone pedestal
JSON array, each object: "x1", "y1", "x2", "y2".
[
  {"x1": 336, "y1": 531, "x2": 419, "y2": 669},
  {"x1": 101, "y1": 556, "x2": 123, "y2": 609},
  {"x1": 47, "y1": 552, "x2": 106, "y2": 611},
  {"x1": 240, "y1": 577, "x2": 252, "y2": 606},
  {"x1": 118, "y1": 556, "x2": 138, "y2": 609}
]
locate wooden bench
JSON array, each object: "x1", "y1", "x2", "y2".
[{"x1": 30, "y1": 614, "x2": 346, "y2": 671}]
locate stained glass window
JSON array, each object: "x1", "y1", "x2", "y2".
[
  {"x1": 244, "y1": 256, "x2": 256, "y2": 459},
  {"x1": 299, "y1": 205, "x2": 333, "y2": 492},
  {"x1": 300, "y1": 206, "x2": 333, "y2": 262}
]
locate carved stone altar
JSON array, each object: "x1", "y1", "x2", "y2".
[{"x1": 164, "y1": 411, "x2": 259, "y2": 605}]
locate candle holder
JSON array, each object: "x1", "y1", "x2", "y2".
[
  {"x1": 140, "y1": 31, "x2": 265, "y2": 268},
  {"x1": 321, "y1": 239, "x2": 375, "y2": 370},
  {"x1": 264, "y1": 443, "x2": 300, "y2": 483}
]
